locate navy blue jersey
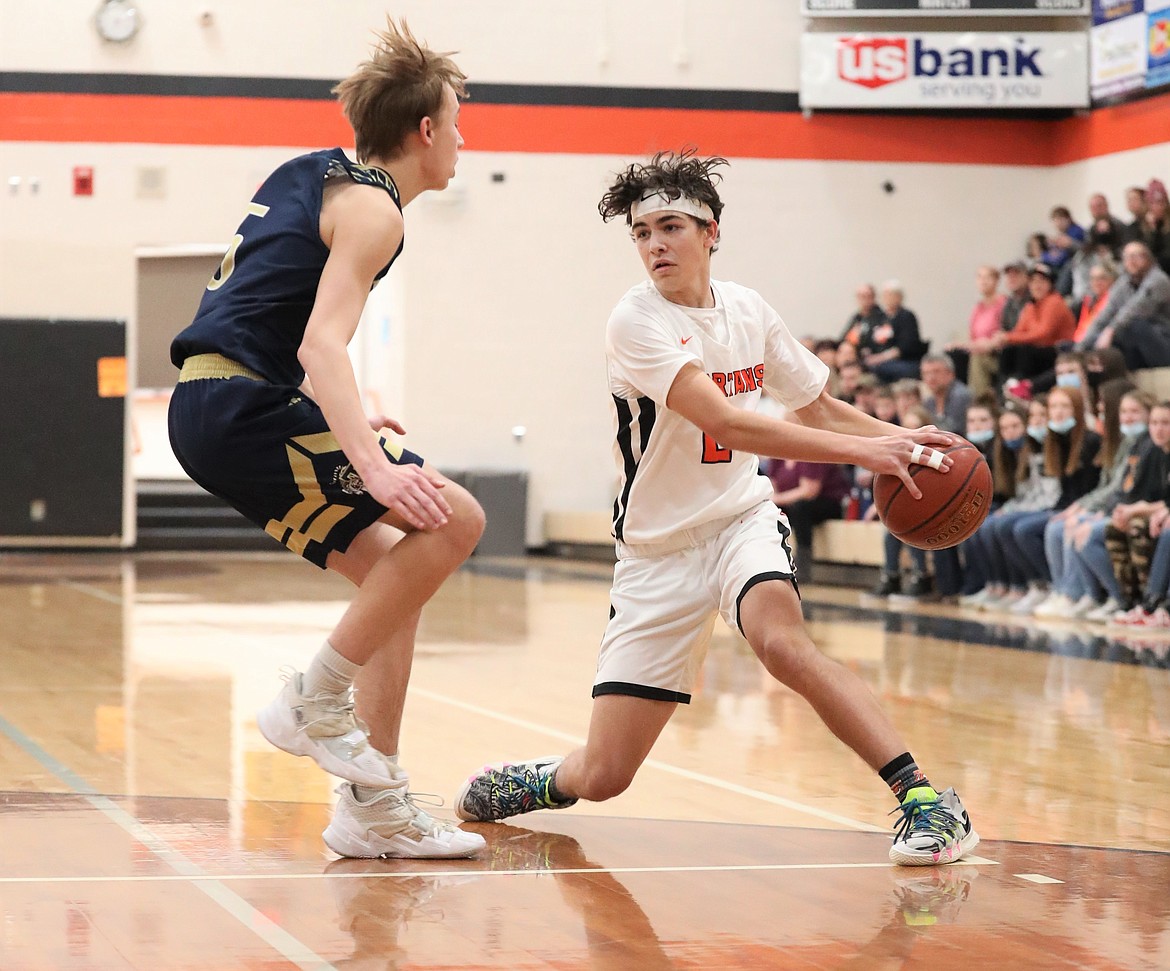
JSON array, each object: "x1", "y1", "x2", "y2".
[{"x1": 171, "y1": 148, "x2": 402, "y2": 386}]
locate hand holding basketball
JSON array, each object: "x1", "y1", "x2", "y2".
[
  {"x1": 865, "y1": 426, "x2": 956, "y2": 499},
  {"x1": 873, "y1": 438, "x2": 993, "y2": 550}
]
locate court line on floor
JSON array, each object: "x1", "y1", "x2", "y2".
[
  {"x1": 0, "y1": 712, "x2": 337, "y2": 971},
  {"x1": 0, "y1": 858, "x2": 995, "y2": 885},
  {"x1": 410, "y1": 687, "x2": 887, "y2": 833},
  {"x1": 56, "y1": 580, "x2": 124, "y2": 605}
]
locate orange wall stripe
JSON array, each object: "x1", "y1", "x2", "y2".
[
  {"x1": 1049, "y1": 95, "x2": 1170, "y2": 165},
  {"x1": 2, "y1": 90, "x2": 1167, "y2": 165}
]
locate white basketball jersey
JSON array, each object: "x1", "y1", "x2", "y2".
[{"x1": 606, "y1": 279, "x2": 829, "y2": 546}]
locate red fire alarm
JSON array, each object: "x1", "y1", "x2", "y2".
[{"x1": 73, "y1": 166, "x2": 94, "y2": 196}]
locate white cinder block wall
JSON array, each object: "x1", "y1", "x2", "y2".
[{"x1": 2, "y1": 1, "x2": 1166, "y2": 542}]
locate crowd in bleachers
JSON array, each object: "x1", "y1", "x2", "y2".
[{"x1": 763, "y1": 177, "x2": 1170, "y2": 630}]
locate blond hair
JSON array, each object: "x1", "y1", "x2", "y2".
[{"x1": 333, "y1": 17, "x2": 467, "y2": 162}]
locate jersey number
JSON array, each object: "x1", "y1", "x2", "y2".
[
  {"x1": 206, "y1": 202, "x2": 270, "y2": 291},
  {"x1": 702, "y1": 433, "x2": 732, "y2": 464}
]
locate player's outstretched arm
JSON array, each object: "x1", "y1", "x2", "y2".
[
  {"x1": 298, "y1": 185, "x2": 451, "y2": 531},
  {"x1": 666, "y1": 365, "x2": 952, "y2": 499},
  {"x1": 793, "y1": 388, "x2": 908, "y2": 439}
]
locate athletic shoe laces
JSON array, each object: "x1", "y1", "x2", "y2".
[
  {"x1": 492, "y1": 763, "x2": 554, "y2": 811},
  {"x1": 889, "y1": 793, "x2": 958, "y2": 844}
]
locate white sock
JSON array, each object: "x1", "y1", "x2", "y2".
[
  {"x1": 355, "y1": 755, "x2": 408, "y2": 797},
  {"x1": 302, "y1": 641, "x2": 360, "y2": 698}
]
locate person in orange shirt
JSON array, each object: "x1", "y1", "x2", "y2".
[
  {"x1": 995, "y1": 263, "x2": 1076, "y2": 395},
  {"x1": 1073, "y1": 263, "x2": 1117, "y2": 345}
]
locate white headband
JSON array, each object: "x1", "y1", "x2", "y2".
[{"x1": 630, "y1": 190, "x2": 714, "y2": 223}]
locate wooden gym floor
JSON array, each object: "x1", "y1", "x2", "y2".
[{"x1": 1, "y1": 550, "x2": 1168, "y2": 970}]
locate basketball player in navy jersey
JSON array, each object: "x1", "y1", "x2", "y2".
[
  {"x1": 457, "y1": 151, "x2": 979, "y2": 866},
  {"x1": 169, "y1": 19, "x2": 485, "y2": 859}
]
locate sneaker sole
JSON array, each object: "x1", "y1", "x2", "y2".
[
  {"x1": 454, "y1": 757, "x2": 564, "y2": 822},
  {"x1": 256, "y1": 701, "x2": 396, "y2": 789},
  {"x1": 323, "y1": 821, "x2": 486, "y2": 860},
  {"x1": 890, "y1": 828, "x2": 980, "y2": 867}
]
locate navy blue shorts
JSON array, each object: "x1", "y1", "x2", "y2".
[{"x1": 168, "y1": 375, "x2": 423, "y2": 568}]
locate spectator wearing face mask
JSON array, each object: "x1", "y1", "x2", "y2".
[
  {"x1": 1034, "y1": 380, "x2": 1144, "y2": 620},
  {"x1": 955, "y1": 399, "x2": 1001, "y2": 600},
  {"x1": 962, "y1": 399, "x2": 1059, "y2": 610},
  {"x1": 1001, "y1": 386, "x2": 1102, "y2": 616}
]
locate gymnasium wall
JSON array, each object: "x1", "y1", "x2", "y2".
[{"x1": 2, "y1": 0, "x2": 1168, "y2": 541}]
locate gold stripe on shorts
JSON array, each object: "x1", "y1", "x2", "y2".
[{"x1": 177, "y1": 353, "x2": 265, "y2": 383}]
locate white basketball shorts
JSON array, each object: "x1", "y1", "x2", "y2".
[{"x1": 594, "y1": 500, "x2": 796, "y2": 704}]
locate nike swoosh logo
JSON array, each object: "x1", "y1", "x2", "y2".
[{"x1": 681, "y1": 336, "x2": 694, "y2": 345}]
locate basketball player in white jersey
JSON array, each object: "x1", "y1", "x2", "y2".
[{"x1": 457, "y1": 151, "x2": 978, "y2": 866}]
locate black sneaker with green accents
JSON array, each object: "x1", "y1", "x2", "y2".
[{"x1": 455, "y1": 756, "x2": 577, "y2": 822}]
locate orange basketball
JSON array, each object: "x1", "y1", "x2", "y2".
[{"x1": 873, "y1": 443, "x2": 992, "y2": 550}]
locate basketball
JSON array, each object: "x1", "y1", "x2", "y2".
[{"x1": 873, "y1": 443, "x2": 992, "y2": 550}]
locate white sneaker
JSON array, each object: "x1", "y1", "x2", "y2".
[
  {"x1": 1084, "y1": 597, "x2": 1120, "y2": 623},
  {"x1": 1068, "y1": 595, "x2": 1098, "y2": 619},
  {"x1": 983, "y1": 589, "x2": 1024, "y2": 612},
  {"x1": 1011, "y1": 587, "x2": 1048, "y2": 615},
  {"x1": 958, "y1": 590, "x2": 990, "y2": 608},
  {"x1": 324, "y1": 783, "x2": 486, "y2": 859},
  {"x1": 1033, "y1": 593, "x2": 1073, "y2": 618},
  {"x1": 256, "y1": 671, "x2": 402, "y2": 788},
  {"x1": 889, "y1": 787, "x2": 980, "y2": 867}
]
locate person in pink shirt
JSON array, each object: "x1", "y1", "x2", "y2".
[{"x1": 947, "y1": 264, "x2": 1006, "y2": 397}]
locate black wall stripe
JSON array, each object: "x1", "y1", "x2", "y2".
[{"x1": 0, "y1": 71, "x2": 801, "y2": 112}]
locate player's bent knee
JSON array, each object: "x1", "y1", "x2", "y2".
[
  {"x1": 444, "y1": 484, "x2": 486, "y2": 553},
  {"x1": 757, "y1": 632, "x2": 822, "y2": 692}
]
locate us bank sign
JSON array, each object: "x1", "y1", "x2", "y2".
[{"x1": 800, "y1": 33, "x2": 1089, "y2": 108}]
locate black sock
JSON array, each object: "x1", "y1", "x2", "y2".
[
  {"x1": 546, "y1": 767, "x2": 571, "y2": 805},
  {"x1": 879, "y1": 752, "x2": 933, "y2": 802}
]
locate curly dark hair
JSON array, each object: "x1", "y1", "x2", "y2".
[{"x1": 598, "y1": 149, "x2": 728, "y2": 228}]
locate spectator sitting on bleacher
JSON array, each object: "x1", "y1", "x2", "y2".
[
  {"x1": 840, "y1": 282, "x2": 885, "y2": 349},
  {"x1": 1000, "y1": 261, "x2": 1032, "y2": 333},
  {"x1": 1067, "y1": 223, "x2": 1120, "y2": 306},
  {"x1": 1006, "y1": 385, "x2": 1102, "y2": 616},
  {"x1": 1073, "y1": 262, "x2": 1117, "y2": 345},
  {"x1": 891, "y1": 378, "x2": 922, "y2": 426},
  {"x1": 1103, "y1": 399, "x2": 1170, "y2": 620},
  {"x1": 955, "y1": 399, "x2": 1002, "y2": 601},
  {"x1": 860, "y1": 281, "x2": 927, "y2": 383},
  {"x1": 1123, "y1": 185, "x2": 1147, "y2": 244},
  {"x1": 812, "y1": 339, "x2": 841, "y2": 397},
  {"x1": 920, "y1": 353, "x2": 972, "y2": 434},
  {"x1": 1046, "y1": 205, "x2": 1085, "y2": 273},
  {"x1": 972, "y1": 398, "x2": 1061, "y2": 612},
  {"x1": 1136, "y1": 179, "x2": 1170, "y2": 275},
  {"x1": 872, "y1": 385, "x2": 898, "y2": 425},
  {"x1": 1026, "y1": 232, "x2": 1050, "y2": 269},
  {"x1": 1088, "y1": 192, "x2": 1128, "y2": 256},
  {"x1": 836, "y1": 339, "x2": 859, "y2": 369},
  {"x1": 997, "y1": 263, "x2": 1076, "y2": 395},
  {"x1": 852, "y1": 373, "x2": 879, "y2": 417},
  {"x1": 946, "y1": 264, "x2": 1005, "y2": 396},
  {"x1": 1038, "y1": 382, "x2": 1147, "y2": 622},
  {"x1": 765, "y1": 456, "x2": 850, "y2": 583},
  {"x1": 836, "y1": 360, "x2": 864, "y2": 403},
  {"x1": 1077, "y1": 241, "x2": 1170, "y2": 370},
  {"x1": 1085, "y1": 346, "x2": 1130, "y2": 404}
]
